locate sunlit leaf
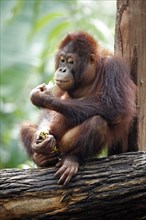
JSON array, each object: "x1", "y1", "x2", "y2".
[
  {"x1": 47, "y1": 20, "x2": 70, "y2": 42},
  {"x1": 28, "y1": 12, "x2": 65, "y2": 39},
  {"x1": 6, "y1": 0, "x2": 24, "y2": 24},
  {"x1": 33, "y1": 0, "x2": 41, "y2": 18}
]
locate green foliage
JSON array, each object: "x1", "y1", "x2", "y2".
[{"x1": 0, "y1": 0, "x2": 116, "y2": 168}]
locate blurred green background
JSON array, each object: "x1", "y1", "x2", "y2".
[{"x1": 0, "y1": 0, "x2": 116, "y2": 168}]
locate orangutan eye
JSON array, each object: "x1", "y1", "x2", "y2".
[
  {"x1": 68, "y1": 57, "x2": 74, "y2": 64},
  {"x1": 60, "y1": 56, "x2": 65, "y2": 63}
]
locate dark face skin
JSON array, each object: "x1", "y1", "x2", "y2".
[
  {"x1": 55, "y1": 43, "x2": 97, "y2": 94},
  {"x1": 54, "y1": 53, "x2": 75, "y2": 91}
]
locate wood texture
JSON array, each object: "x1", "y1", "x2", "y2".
[
  {"x1": 0, "y1": 152, "x2": 146, "y2": 220},
  {"x1": 115, "y1": 0, "x2": 146, "y2": 150}
]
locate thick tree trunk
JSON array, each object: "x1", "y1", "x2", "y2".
[
  {"x1": 0, "y1": 152, "x2": 146, "y2": 220},
  {"x1": 115, "y1": 0, "x2": 146, "y2": 151}
]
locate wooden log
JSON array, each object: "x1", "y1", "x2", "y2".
[{"x1": 0, "y1": 152, "x2": 146, "y2": 220}]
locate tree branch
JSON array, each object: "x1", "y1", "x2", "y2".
[{"x1": 0, "y1": 152, "x2": 146, "y2": 220}]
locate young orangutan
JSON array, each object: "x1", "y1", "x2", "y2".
[{"x1": 20, "y1": 32, "x2": 136, "y2": 185}]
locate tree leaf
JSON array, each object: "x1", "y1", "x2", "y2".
[{"x1": 28, "y1": 12, "x2": 65, "y2": 39}]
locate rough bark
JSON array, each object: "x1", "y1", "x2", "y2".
[
  {"x1": 0, "y1": 152, "x2": 146, "y2": 220},
  {"x1": 115, "y1": 0, "x2": 146, "y2": 151}
]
